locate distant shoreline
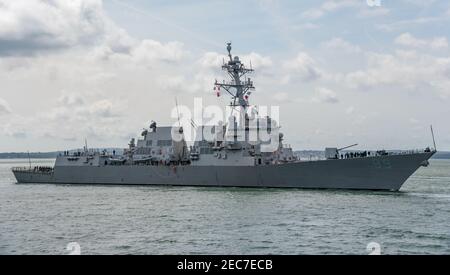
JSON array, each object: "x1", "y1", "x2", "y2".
[{"x1": 1, "y1": 150, "x2": 449, "y2": 159}]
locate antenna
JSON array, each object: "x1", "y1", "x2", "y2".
[
  {"x1": 227, "y1": 41, "x2": 233, "y2": 61},
  {"x1": 338, "y1": 144, "x2": 359, "y2": 151},
  {"x1": 215, "y1": 42, "x2": 256, "y2": 109},
  {"x1": 430, "y1": 125, "x2": 437, "y2": 151},
  {"x1": 85, "y1": 138, "x2": 88, "y2": 153},
  {"x1": 175, "y1": 97, "x2": 181, "y2": 127},
  {"x1": 27, "y1": 151, "x2": 31, "y2": 169}
]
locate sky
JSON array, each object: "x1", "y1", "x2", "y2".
[{"x1": 0, "y1": 0, "x2": 449, "y2": 152}]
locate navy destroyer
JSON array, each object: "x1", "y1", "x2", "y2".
[{"x1": 12, "y1": 43, "x2": 436, "y2": 191}]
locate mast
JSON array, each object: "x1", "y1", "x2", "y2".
[
  {"x1": 215, "y1": 42, "x2": 255, "y2": 109},
  {"x1": 430, "y1": 125, "x2": 437, "y2": 152}
]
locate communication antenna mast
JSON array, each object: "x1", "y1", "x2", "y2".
[
  {"x1": 338, "y1": 144, "x2": 359, "y2": 152},
  {"x1": 175, "y1": 97, "x2": 181, "y2": 127},
  {"x1": 27, "y1": 151, "x2": 31, "y2": 169},
  {"x1": 430, "y1": 125, "x2": 437, "y2": 151},
  {"x1": 214, "y1": 42, "x2": 255, "y2": 109}
]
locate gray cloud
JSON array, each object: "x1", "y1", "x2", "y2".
[{"x1": 0, "y1": 0, "x2": 111, "y2": 56}]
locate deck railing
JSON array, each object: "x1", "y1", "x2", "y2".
[
  {"x1": 298, "y1": 148, "x2": 434, "y2": 162},
  {"x1": 12, "y1": 166, "x2": 54, "y2": 174}
]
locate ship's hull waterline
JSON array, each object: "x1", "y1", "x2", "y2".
[{"x1": 13, "y1": 152, "x2": 434, "y2": 191}]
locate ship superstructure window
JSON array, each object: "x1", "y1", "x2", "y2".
[
  {"x1": 146, "y1": 140, "x2": 153, "y2": 146},
  {"x1": 136, "y1": 147, "x2": 152, "y2": 155},
  {"x1": 157, "y1": 140, "x2": 173, "y2": 146}
]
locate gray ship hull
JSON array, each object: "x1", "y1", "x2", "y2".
[{"x1": 12, "y1": 152, "x2": 434, "y2": 191}]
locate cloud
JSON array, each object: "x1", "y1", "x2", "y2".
[
  {"x1": 49, "y1": 93, "x2": 123, "y2": 121},
  {"x1": 87, "y1": 99, "x2": 119, "y2": 118},
  {"x1": 322, "y1": 37, "x2": 361, "y2": 53},
  {"x1": 301, "y1": 0, "x2": 360, "y2": 20},
  {"x1": 38, "y1": 92, "x2": 127, "y2": 141},
  {"x1": 240, "y1": 53, "x2": 273, "y2": 69},
  {"x1": 1, "y1": 0, "x2": 449, "y2": 151},
  {"x1": 198, "y1": 51, "x2": 272, "y2": 70},
  {"x1": 358, "y1": 6, "x2": 390, "y2": 18},
  {"x1": 291, "y1": 23, "x2": 320, "y2": 31},
  {"x1": 312, "y1": 88, "x2": 339, "y2": 104},
  {"x1": 58, "y1": 93, "x2": 85, "y2": 107},
  {"x1": 2, "y1": 123, "x2": 27, "y2": 139},
  {"x1": 0, "y1": 97, "x2": 11, "y2": 115},
  {"x1": 300, "y1": 9, "x2": 324, "y2": 20},
  {"x1": 272, "y1": 92, "x2": 289, "y2": 103},
  {"x1": 283, "y1": 52, "x2": 321, "y2": 81},
  {"x1": 400, "y1": 0, "x2": 437, "y2": 7},
  {"x1": 377, "y1": 17, "x2": 447, "y2": 32},
  {"x1": 0, "y1": 0, "x2": 125, "y2": 56},
  {"x1": 321, "y1": 0, "x2": 359, "y2": 12},
  {"x1": 0, "y1": 0, "x2": 192, "y2": 146},
  {"x1": 346, "y1": 106, "x2": 355, "y2": 114},
  {"x1": 130, "y1": 40, "x2": 186, "y2": 63},
  {"x1": 344, "y1": 50, "x2": 450, "y2": 98},
  {"x1": 395, "y1": 33, "x2": 448, "y2": 50}
]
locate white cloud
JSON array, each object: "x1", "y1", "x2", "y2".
[
  {"x1": 400, "y1": 0, "x2": 436, "y2": 7},
  {"x1": 395, "y1": 33, "x2": 448, "y2": 50},
  {"x1": 0, "y1": 0, "x2": 276, "y2": 147},
  {"x1": 321, "y1": 0, "x2": 359, "y2": 12},
  {"x1": 301, "y1": 0, "x2": 360, "y2": 20},
  {"x1": 1, "y1": 0, "x2": 449, "y2": 151},
  {"x1": 358, "y1": 6, "x2": 390, "y2": 18},
  {"x1": 346, "y1": 106, "x2": 355, "y2": 114},
  {"x1": 0, "y1": 97, "x2": 11, "y2": 115},
  {"x1": 241, "y1": 53, "x2": 273, "y2": 69},
  {"x1": 39, "y1": 92, "x2": 127, "y2": 141},
  {"x1": 322, "y1": 37, "x2": 361, "y2": 53},
  {"x1": 272, "y1": 92, "x2": 289, "y2": 102},
  {"x1": 300, "y1": 9, "x2": 324, "y2": 20},
  {"x1": 312, "y1": 88, "x2": 339, "y2": 104},
  {"x1": 377, "y1": 17, "x2": 446, "y2": 32},
  {"x1": 2, "y1": 123, "x2": 27, "y2": 139},
  {"x1": 198, "y1": 51, "x2": 272, "y2": 70},
  {"x1": 198, "y1": 52, "x2": 224, "y2": 69},
  {"x1": 87, "y1": 99, "x2": 119, "y2": 118},
  {"x1": 283, "y1": 52, "x2": 321, "y2": 81},
  {"x1": 130, "y1": 40, "x2": 186, "y2": 63},
  {"x1": 344, "y1": 50, "x2": 450, "y2": 98},
  {"x1": 291, "y1": 23, "x2": 320, "y2": 31}
]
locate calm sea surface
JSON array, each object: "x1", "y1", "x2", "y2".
[{"x1": 0, "y1": 159, "x2": 449, "y2": 255}]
